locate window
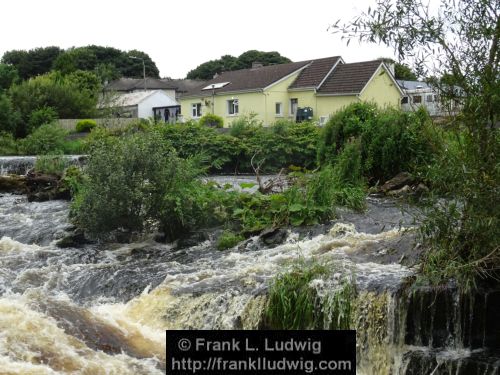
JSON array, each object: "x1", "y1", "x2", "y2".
[
  {"x1": 426, "y1": 94, "x2": 434, "y2": 103},
  {"x1": 191, "y1": 103, "x2": 202, "y2": 118},
  {"x1": 413, "y1": 95, "x2": 422, "y2": 104},
  {"x1": 290, "y1": 98, "x2": 298, "y2": 115},
  {"x1": 228, "y1": 99, "x2": 239, "y2": 115},
  {"x1": 401, "y1": 96, "x2": 409, "y2": 104},
  {"x1": 275, "y1": 102, "x2": 283, "y2": 116}
]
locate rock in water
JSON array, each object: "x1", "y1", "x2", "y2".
[{"x1": 0, "y1": 175, "x2": 27, "y2": 194}]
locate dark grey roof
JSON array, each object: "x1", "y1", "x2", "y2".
[
  {"x1": 105, "y1": 78, "x2": 177, "y2": 91},
  {"x1": 317, "y1": 60, "x2": 383, "y2": 94},
  {"x1": 182, "y1": 61, "x2": 312, "y2": 97},
  {"x1": 289, "y1": 56, "x2": 341, "y2": 89},
  {"x1": 163, "y1": 79, "x2": 207, "y2": 93}
]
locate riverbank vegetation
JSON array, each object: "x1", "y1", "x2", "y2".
[{"x1": 332, "y1": 0, "x2": 499, "y2": 289}]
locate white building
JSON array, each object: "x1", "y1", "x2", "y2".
[
  {"x1": 397, "y1": 80, "x2": 461, "y2": 117},
  {"x1": 100, "y1": 90, "x2": 180, "y2": 121}
]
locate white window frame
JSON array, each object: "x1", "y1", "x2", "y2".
[
  {"x1": 290, "y1": 98, "x2": 298, "y2": 115},
  {"x1": 227, "y1": 99, "x2": 239, "y2": 116},
  {"x1": 191, "y1": 103, "x2": 202, "y2": 118},
  {"x1": 275, "y1": 102, "x2": 283, "y2": 117}
]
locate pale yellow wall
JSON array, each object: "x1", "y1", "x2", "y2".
[
  {"x1": 360, "y1": 66, "x2": 401, "y2": 108},
  {"x1": 316, "y1": 95, "x2": 359, "y2": 119},
  {"x1": 263, "y1": 74, "x2": 310, "y2": 125},
  {"x1": 180, "y1": 69, "x2": 304, "y2": 127},
  {"x1": 285, "y1": 90, "x2": 317, "y2": 120}
]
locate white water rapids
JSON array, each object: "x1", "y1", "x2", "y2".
[{"x1": 0, "y1": 191, "x2": 422, "y2": 374}]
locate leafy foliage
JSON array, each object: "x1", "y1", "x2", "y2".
[
  {"x1": 0, "y1": 93, "x2": 20, "y2": 135},
  {"x1": 318, "y1": 102, "x2": 437, "y2": 183},
  {"x1": 27, "y1": 106, "x2": 58, "y2": 134},
  {"x1": 198, "y1": 113, "x2": 224, "y2": 128},
  {"x1": 265, "y1": 262, "x2": 328, "y2": 329},
  {"x1": 186, "y1": 50, "x2": 291, "y2": 80},
  {"x1": 216, "y1": 230, "x2": 244, "y2": 250},
  {"x1": 18, "y1": 123, "x2": 69, "y2": 155},
  {"x1": 34, "y1": 154, "x2": 68, "y2": 176},
  {"x1": 52, "y1": 46, "x2": 160, "y2": 79},
  {"x1": 72, "y1": 130, "x2": 225, "y2": 241},
  {"x1": 76, "y1": 119, "x2": 97, "y2": 133},
  {"x1": 1, "y1": 47, "x2": 63, "y2": 80},
  {"x1": 379, "y1": 58, "x2": 418, "y2": 80},
  {"x1": 0, "y1": 64, "x2": 19, "y2": 92},
  {"x1": 265, "y1": 261, "x2": 355, "y2": 330},
  {"x1": 9, "y1": 72, "x2": 98, "y2": 136},
  {"x1": 0, "y1": 131, "x2": 17, "y2": 155},
  {"x1": 332, "y1": 0, "x2": 500, "y2": 287}
]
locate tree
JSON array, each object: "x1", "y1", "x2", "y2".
[
  {"x1": 331, "y1": 0, "x2": 499, "y2": 286},
  {"x1": 1, "y1": 47, "x2": 63, "y2": 80},
  {"x1": 52, "y1": 46, "x2": 160, "y2": 79},
  {"x1": 235, "y1": 50, "x2": 291, "y2": 69},
  {"x1": 186, "y1": 50, "x2": 292, "y2": 80},
  {"x1": 379, "y1": 58, "x2": 418, "y2": 80},
  {"x1": 0, "y1": 64, "x2": 19, "y2": 91},
  {"x1": 0, "y1": 93, "x2": 20, "y2": 134},
  {"x1": 9, "y1": 72, "x2": 98, "y2": 137}
]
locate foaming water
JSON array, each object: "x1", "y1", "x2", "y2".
[{"x1": 9, "y1": 192, "x2": 485, "y2": 374}]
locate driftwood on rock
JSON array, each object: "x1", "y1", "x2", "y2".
[{"x1": 250, "y1": 153, "x2": 288, "y2": 194}]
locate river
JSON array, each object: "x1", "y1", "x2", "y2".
[{"x1": 0, "y1": 156, "x2": 498, "y2": 374}]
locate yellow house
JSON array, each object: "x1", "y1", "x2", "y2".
[{"x1": 179, "y1": 56, "x2": 403, "y2": 126}]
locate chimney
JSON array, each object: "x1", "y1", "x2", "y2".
[
  {"x1": 252, "y1": 61, "x2": 264, "y2": 69},
  {"x1": 213, "y1": 72, "x2": 219, "y2": 79}
]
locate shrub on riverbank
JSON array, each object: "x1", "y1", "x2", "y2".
[
  {"x1": 318, "y1": 103, "x2": 438, "y2": 184},
  {"x1": 18, "y1": 123, "x2": 69, "y2": 155},
  {"x1": 70, "y1": 126, "x2": 366, "y2": 242},
  {"x1": 159, "y1": 119, "x2": 319, "y2": 173}
]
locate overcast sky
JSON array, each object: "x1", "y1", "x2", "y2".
[{"x1": 1, "y1": 0, "x2": 399, "y2": 78}]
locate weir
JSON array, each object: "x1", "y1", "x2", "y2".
[
  {"x1": 0, "y1": 190, "x2": 498, "y2": 374},
  {"x1": 0, "y1": 155, "x2": 86, "y2": 176}
]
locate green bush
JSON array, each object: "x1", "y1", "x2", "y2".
[
  {"x1": 229, "y1": 113, "x2": 262, "y2": 138},
  {"x1": 199, "y1": 113, "x2": 223, "y2": 128},
  {"x1": 216, "y1": 230, "x2": 244, "y2": 250},
  {"x1": 34, "y1": 154, "x2": 68, "y2": 176},
  {"x1": 18, "y1": 123, "x2": 68, "y2": 155},
  {"x1": 9, "y1": 72, "x2": 97, "y2": 137},
  {"x1": 160, "y1": 122, "x2": 243, "y2": 173},
  {"x1": 318, "y1": 103, "x2": 438, "y2": 183},
  {"x1": 0, "y1": 131, "x2": 18, "y2": 155},
  {"x1": 72, "y1": 130, "x2": 227, "y2": 241},
  {"x1": 419, "y1": 129, "x2": 500, "y2": 289},
  {"x1": 159, "y1": 119, "x2": 319, "y2": 173},
  {"x1": 318, "y1": 102, "x2": 377, "y2": 166},
  {"x1": 27, "y1": 106, "x2": 58, "y2": 134},
  {"x1": 0, "y1": 93, "x2": 20, "y2": 135},
  {"x1": 76, "y1": 119, "x2": 97, "y2": 132}
]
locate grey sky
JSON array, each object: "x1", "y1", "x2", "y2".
[{"x1": 1, "y1": 0, "x2": 398, "y2": 78}]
